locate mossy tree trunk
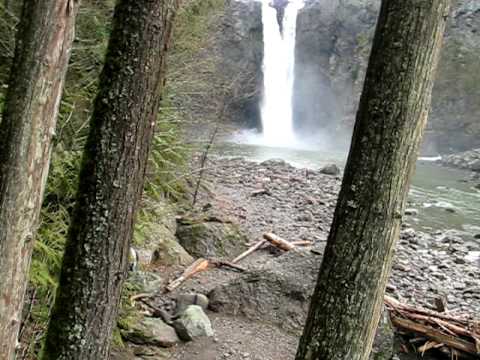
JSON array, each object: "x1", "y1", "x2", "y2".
[
  {"x1": 0, "y1": 1, "x2": 79, "y2": 358},
  {"x1": 295, "y1": 1, "x2": 451, "y2": 359},
  {"x1": 41, "y1": 0, "x2": 179, "y2": 359}
]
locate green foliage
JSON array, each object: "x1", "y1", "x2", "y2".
[{"x1": 1, "y1": 0, "x2": 224, "y2": 357}]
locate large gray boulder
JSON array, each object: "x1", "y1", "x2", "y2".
[
  {"x1": 121, "y1": 317, "x2": 180, "y2": 348},
  {"x1": 173, "y1": 305, "x2": 214, "y2": 341},
  {"x1": 133, "y1": 202, "x2": 194, "y2": 267},
  {"x1": 208, "y1": 247, "x2": 394, "y2": 359},
  {"x1": 208, "y1": 248, "x2": 322, "y2": 331},
  {"x1": 176, "y1": 218, "x2": 248, "y2": 258}
]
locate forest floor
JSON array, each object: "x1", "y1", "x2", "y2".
[{"x1": 125, "y1": 156, "x2": 480, "y2": 360}]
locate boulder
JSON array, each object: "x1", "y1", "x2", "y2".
[
  {"x1": 176, "y1": 219, "x2": 248, "y2": 258},
  {"x1": 134, "y1": 201, "x2": 194, "y2": 267},
  {"x1": 151, "y1": 237, "x2": 194, "y2": 267},
  {"x1": 121, "y1": 317, "x2": 180, "y2": 348},
  {"x1": 208, "y1": 246, "x2": 395, "y2": 359},
  {"x1": 172, "y1": 305, "x2": 214, "y2": 341},
  {"x1": 208, "y1": 248, "x2": 323, "y2": 332},
  {"x1": 175, "y1": 293, "x2": 209, "y2": 316},
  {"x1": 319, "y1": 163, "x2": 341, "y2": 176},
  {"x1": 128, "y1": 271, "x2": 163, "y2": 294}
]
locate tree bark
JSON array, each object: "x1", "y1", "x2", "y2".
[
  {"x1": 295, "y1": 1, "x2": 451, "y2": 360},
  {"x1": 0, "y1": 1, "x2": 79, "y2": 358},
  {"x1": 41, "y1": 0, "x2": 178, "y2": 359}
]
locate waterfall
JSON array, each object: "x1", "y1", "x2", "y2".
[{"x1": 260, "y1": 0, "x2": 303, "y2": 147}]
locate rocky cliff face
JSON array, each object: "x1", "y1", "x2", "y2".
[
  {"x1": 294, "y1": 0, "x2": 480, "y2": 153},
  {"x1": 220, "y1": 0, "x2": 263, "y2": 129}
]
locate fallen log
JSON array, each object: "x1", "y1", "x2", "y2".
[
  {"x1": 385, "y1": 295, "x2": 480, "y2": 358},
  {"x1": 166, "y1": 258, "x2": 209, "y2": 292},
  {"x1": 391, "y1": 316, "x2": 477, "y2": 355},
  {"x1": 263, "y1": 232, "x2": 296, "y2": 251},
  {"x1": 385, "y1": 295, "x2": 471, "y2": 324}
]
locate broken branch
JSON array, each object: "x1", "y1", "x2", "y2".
[{"x1": 166, "y1": 258, "x2": 209, "y2": 292}]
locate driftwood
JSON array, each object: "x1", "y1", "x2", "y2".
[
  {"x1": 165, "y1": 257, "x2": 246, "y2": 292},
  {"x1": 385, "y1": 295, "x2": 480, "y2": 358},
  {"x1": 246, "y1": 240, "x2": 312, "y2": 247},
  {"x1": 166, "y1": 258, "x2": 209, "y2": 292},
  {"x1": 166, "y1": 233, "x2": 308, "y2": 291},
  {"x1": 232, "y1": 239, "x2": 267, "y2": 263},
  {"x1": 263, "y1": 232, "x2": 296, "y2": 251},
  {"x1": 209, "y1": 259, "x2": 247, "y2": 272}
]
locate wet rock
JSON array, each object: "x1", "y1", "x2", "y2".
[
  {"x1": 441, "y1": 149, "x2": 480, "y2": 172},
  {"x1": 404, "y1": 208, "x2": 418, "y2": 216},
  {"x1": 260, "y1": 159, "x2": 288, "y2": 168},
  {"x1": 128, "y1": 271, "x2": 163, "y2": 294},
  {"x1": 122, "y1": 317, "x2": 180, "y2": 348},
  {"x1": 134, "y1": 202, "x2": 193, "y2": 266},
  {"x1": 176, "y1": 219, "x2": 248, "y2": 258},
  {"x1": 175, "y1": 293, "x2": 209, "y2": 316},
  {"x1": 151, "y1": 237, "x2": 194, "y2": 267},
  {"x1": 208, "y1": 248, "x2": 323, "y2": 332},
  {"x1": 173, "y1": 305, "x2": 214, "y2": 341},
  {"x1": 319, "y1": 163, "x2": 341, "y2": 176}
]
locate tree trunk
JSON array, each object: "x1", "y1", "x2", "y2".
[
  {"x1": 0, "y1": 1, "x2": 79, "y2": 358},
  {"x1": 295, "y1": 1, "x2": 451, "y2": 360},
  {"x1": 41, "y1": 0, "x2": 178, "y2": 359}
]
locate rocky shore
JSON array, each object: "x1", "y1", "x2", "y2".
[
  {"x1": 116, "y1": 156, "x2": 479, "y2": 360},
  {"x1": 440, "y1": 148, "x2": 480, "y2": 173}
]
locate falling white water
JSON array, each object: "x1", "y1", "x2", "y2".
[{"x1": 260, "y1": 0, "x2": 304, "y2": 146}]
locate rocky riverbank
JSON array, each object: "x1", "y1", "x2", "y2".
[
  {"x1": 116, "y1": 156, "x2": 479, "y2": 360},
  {"x1": 440, "y1": 148, "x2": 480, "y2": 173}
]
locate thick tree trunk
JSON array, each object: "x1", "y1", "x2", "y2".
[
  {"x1": 41, "y1": 0, "x2": 178, "y2": 359},
  {"x1": 295, "y1": 1, "x2": 451, "y2": 360},
  {"x1": 0, "y1": 1, "x2": 79, "y2": 358}
]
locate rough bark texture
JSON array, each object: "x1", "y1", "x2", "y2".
[
  {"x1": 295, "y1": 1, "x2": 451, "y2": 360},
  {"x1": 41, "y1": 0, "x2": 178, "y2": 359},
  {"x1": 0, "y1": 1, "x2": 78, "y2": 358}
]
